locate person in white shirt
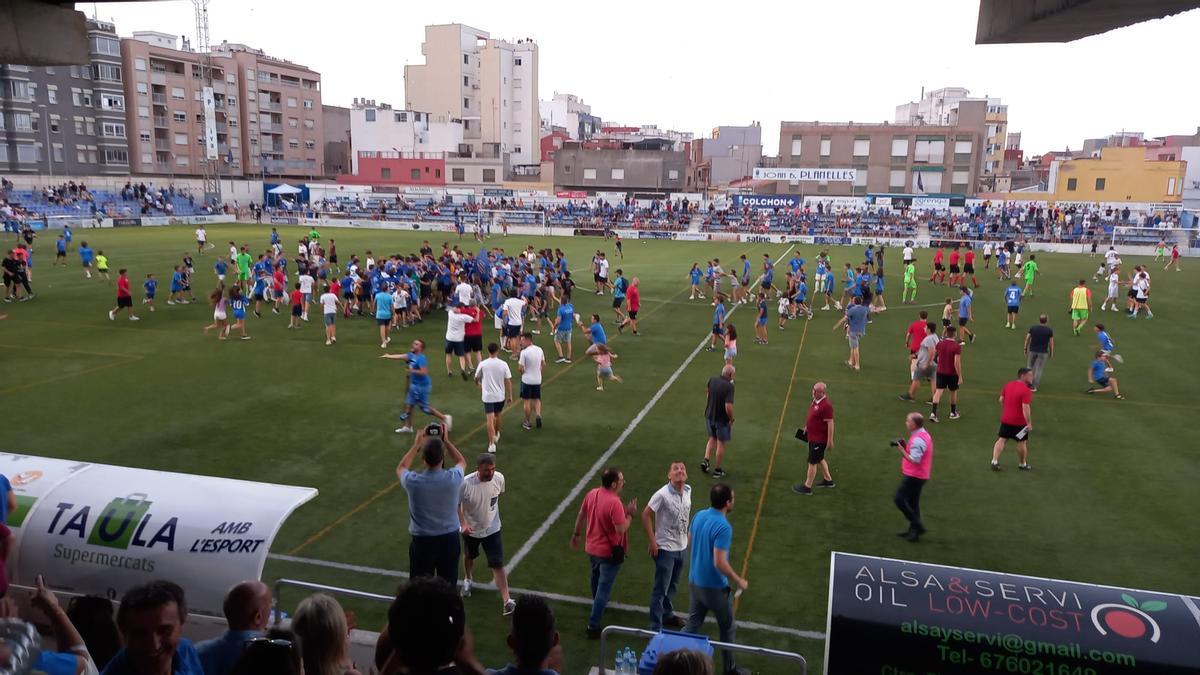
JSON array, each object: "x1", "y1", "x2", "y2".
[
  {"x1": 319, "y1": 284, "x2": 342, "y2": 345},
  {"x1": 1101, "y1": 270, "x2": 1122, "y2": 311},
  {"x1": 641, "y1": 461, "x2": 692, "y2": 631},
  {"x1": 475, "y1": 343, "x2": 513, "y2": 453},
  {"x1": 297, "y1": 272, "x2": 315, "y2": 321},
  {"x1": 444, "y1": 307, "x2": 476, "y2": 379},
  {"x1": 594, "y1": 253, "x2": 610, "y2": 295},
  {"x1": 194, "y1": 226, "x2": 207, "y2": 254},
  {"x1": 453, "y1": 273, "x2": 474, "y2": 307},
  {"x1": 500, "y1": 292, "x2": 526, "y2": 356},
  {"x1": 902, "y1": 244, "x2": 915, "y2": 265},
  {"x1": 982, "y1": 242, "x2": 993, "y2": 268},
  {"x1": 517, "y1": 333, "x2": 546, "y2": 430},
  {"x1": 458, "y1": 454, "x2": 514, "y2": 614}
]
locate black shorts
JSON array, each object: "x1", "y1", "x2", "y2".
[
  {"x1": 292, "y1": 305, "x2": 303, "y2": 317},
  {"x1": 117, "y1": 296, "x2": 133, "y2": 308},
  {"x1": 612, "y1": 297, "x2": 623, "y2": 309},
  {"x1": 942, "y1": 318, "x2": 951, "y2": 328},
  {"x1": 484, "y1": 401, "x2": 504, "y2": 415},
  {"x1": 444, "y1": 340, "x2": 465, "y2": 356},
  {"x1": 935, "y1": 262, "x2": 945, "y2": 271},
  {"x1": 628, "y1": 310, "x2": 638, "y2": 319},
  {"x1": 958, "y1": 317, "x2": 969, "y2": 327},
  {"x1": 376, "y1": 317, "x2": 389, "y2": 326},
  {"x1": 593, "y1": 273, "x2": 603, "y2": 283},
  {"x1": 983, "y1": 254, "x2": 992, "y2": 260},
  {"x1": 964, "y1": 263, "x2": 975, "y2": 274},
  {"x1": 1007, "y1": 305, "x2": 1019, "y2": 314},
  {"x1": 55, "y1": 250, "x2": 65, "y2": 258},
  {"x1": 330, "y1": 255, "x2": 338, "y2": 264},
  {"x1": 998, "y1": 423, "x2": 1028, "y2": 440},
  {"x1": 935, "y1": 373, "x2": 960, "y2": 391},
  {"x1": 1126, "y1": 289, "x2": 1136, "y2": 299},
  {"x1": 465, "y1": 334, "x2": 483, "y2": 352},
  {"x1": 520, "y1": 383, "x2": 541, "y2": 400},
  {"x1": 502, "y1": 324, "x2": 521, "y2": 338},
  {"x1": 949, "y1": 264, "x2": 961, "y2": 274},
  {"x1": 463, "y1": 530, "x2": 504, "y2": 568},
  {"x1": 807, "y1": 442, "x2": 827, "y2": 465},
  {"x1": 762, "y1": 280, "x2": 773, "y2": 290}
]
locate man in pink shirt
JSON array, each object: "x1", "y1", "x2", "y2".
[
  {"x1": 571, "y1": 467, "x2": 637, "y2": 639},
  {"x1": 892, "y1": 412, "x2": 933, "y2": 542}
]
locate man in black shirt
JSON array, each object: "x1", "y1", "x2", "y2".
[
  {"x1": 701, "y1": 365, "x2": 736, "y2": 478},
  {"x1": 1023, "y1": 314, "x2": 1054, "y2": 391}
]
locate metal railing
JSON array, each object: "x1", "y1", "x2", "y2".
[
  {"x1": 272, "y1": 578, "x2": 393, "y2": 625},
  {"x1": 598, "y1": 625, "x2": 807, "y2": 675}
]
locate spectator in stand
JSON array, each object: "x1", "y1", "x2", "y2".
[
  {"x1": 490, "y1": 596, "x2": 563, "y2": 675},
  {"x1": 291, "y1": 594, "x2": 360, "y2": 675},
  {"x1": 572, "y1": 467, "x2": 637, "y2": 639},
  {"x1": 652, "y1": 650, "x2": 715, "y2": 675},
  {"x1": 398, "y1": 428, "x2": 467, "y2": 585},
  {"x1": 101, "y1": 580, "x2": 204, "y2": 675},
  {"x1": 229, "y1": 628, "x2": 302, "y2": 675},
  {"x1": 195, "y1": 580, "x2": 272, "y2": 675},
  {"x1": 66, "y1": 596, "x2": 121, "y2": 671},
  {"x1": 26, "y1": 575, "x2": 100, "y2": 675},
  {"x1": 376, "y1": 576, "x2": 483, "y2": 675}
]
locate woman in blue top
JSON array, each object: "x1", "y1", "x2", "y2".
[{"x1": 689, "y1": 263, "x2": 705, "y2": 300}]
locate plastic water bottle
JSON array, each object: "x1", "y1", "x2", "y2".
[
  {"x1": 626, "y1": 647, "x2": 638, "y2": 674},
  {"x1": 615, "y1": 647, "x2": 628, "y2": 675}
]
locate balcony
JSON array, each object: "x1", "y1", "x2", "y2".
[
  {"x1": 153, "y1": 116, "x2": 168, "y2": 127},
  {"x1": 152, "y1": 162, "x2": 171, "y2": 172},
  {"x1": 259, "y1": 101, "x2": 282, "y2": 111},
  {"x1": 260, "y1": 124, "x2": 283, "y2": 133},
  {"x1": 151, "y1": 94, "x2": 167, "y2": 105},
  {"x1": 155, "y1": 140, "x2": 170, "y2": 150}
]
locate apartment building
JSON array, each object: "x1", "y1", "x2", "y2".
[
  {"x1": 692, "y1": 123, "x2": 763, "y2": 190},
  {"x1": 322, "y1": 104, "x2": 350, "y2": 176},
  {"x1": 0, "y1": 19, "x2": 130, "y2": 175},
  {"x1": 539, "y1": 92, "x2": 601, "y2": 141},
  {"x1": 553, "y1": 142, "x2": 688, "y2": 195},
  {"x1": 404, "y1": 24, "x2": 539, "y2": 171},
  {"x1": 771, "y1": 100, "x2": 987, "y2": 197},
  {"x1": 895, "y1": 87, "x2": 1007, "y2": 186},
  {"x1": 348, "y1": 98, "x2": 463, "y2": 174}
]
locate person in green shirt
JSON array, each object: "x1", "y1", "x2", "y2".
[
  {"x1": 307, "y1": 227, "x2": 320, "y2": 243},
  {"x1": 235, "y1": 247, "x2": 252, "y2": 283},
  {"x1": 902, "y1": 261, "x2": 918, "y2": 304},
  {"x1": 1022, "y1": 256, "x2": 1039, "y2": 296},
  {"x1": 95, "y1": 251, "x2": 111, "y2": 281}
]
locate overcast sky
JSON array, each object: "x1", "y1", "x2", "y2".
[{"x1": 80, "y1": 1, "x2": 1200, "y2": 156}]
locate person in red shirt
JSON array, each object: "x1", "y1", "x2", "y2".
[
  {"x1": 271, "y1": 267, "x2": 286, "y2": 314},
  {"x1": 571, "y1": 467, "x2": 637, "y2": 639},
  {"x1": 993, "y1": 368, "x2": 1034, "y2": 470},
  {"x1": 930, "y1": 326, "x2": 962, "y2": 423},
  {"x1": 931, "y1": 248, "x2": 945, "y2": 284},
  {"x1": 458, "y1": 302, "x2": 486, "y2": 372},
  {"x1": 618, "y1": 277, "x2": 641, "y2": 335},
  {"x1": 963, "y1": 247, "x2": 979, "y2": 288},
  {"x1": 948, "y1": 246, "x2": 962, "y2": 286},
  {"x1": 905, "y1": 310, "x2": 929, "y2": 374},
  {"x1": 288, "y1": 282, "x2": 304, "y2": 329},
  {"x1": 793, "y1": 382, "x2": 835, "y2": 495},
  {"x1": 107, "y1": 268, "x2": 139, "y2": 321}
]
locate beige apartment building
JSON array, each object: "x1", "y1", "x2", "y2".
[
  {"x1": 769, "y1": 100, "x2": 988, "y2": 197},
  {"x1": 120, "y1": 32, "x2": 322, "y2": 179}
]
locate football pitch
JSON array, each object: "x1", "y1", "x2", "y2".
[{"x1": 2, "y1": 224, "x2": 1198, "y2": 673}]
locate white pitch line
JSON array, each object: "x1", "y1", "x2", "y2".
[
  {"x1": 267, "y1": 553, "x2": 824, "y2": 640},
  {"x1": 504, "y1": 245, "x2": 796, "y2": 574}
]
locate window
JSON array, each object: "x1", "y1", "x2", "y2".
[
  {"x1": 91, "y1": 36, "x2": 120, "y2": 55},
  {"x1": 954, "y1": 140, "x2": 972, "y2": 155},
  {"x1": 176, "y1": 156, "x2": 189, "y2": 167},
  {"x1": 482, "y1": 169, "x2": 495, "y2": 183},
  {"x1": 912, "y1": 170, "x2": 943, "y2": 192},
  {"x1": 81, "y1": 92, "x2": 93, "y2": 107},
  {"x1": 286, "y1": 97, "x2": 297, "y2": 108},
  {"x1": 889, "y1": 169, "x2": 906, "y2": 189},
  {"x1": 396, "y1": 112, "x2": 407, "y2": 122},
  {"x1": 304, "y1": 119, "x2": 314, "y2": 129},
  {"x1": 288, "y1": 139, "x2": 299, "y2": 149},
  {"x1": 139, "y1": 131, "x2": 150, "y2": 142},
  {"x1": 13, "y1": 113, "x2": 32, "y2": 132},
  {"x1": 913, "y1": 138, "x2": 945, "y2": 162},
  {"x1": 854, "y1": 170, "x2": 869, "y2": 187},
  {"x1": 463, "y1": 98, "x2": 470, "y2": 109},
  {"x1": 93, "y1": 63, "x2": 121, "y2": 82},
  {"x1": 611, "y1": 168, "x2": 625, "y2": 180},
  {"x1": 463, "y1": 54, "x2": 469, "y2": 64},
  {"x1": 1066, "y1": 178, "x2": 1077, "y2": 191},
  {"x1": 85, "y1": 119, "x2": 94, "y2": 135},
  {"x1": 583, "y1": 168, "x2": 597, "y2": 180},
  {"x1": 171, "y1": 87, "x2": 185, "y2": 99},
  {"x1": 952, "y1": 170, "x2": 969, "y2": 185},
  {"x1": 103, "y1": 149, "x2": 128, "y2": 164},
  {"x1": 409, "y1": 168, "x2": 421, "y2": 180},
  {"x1": 1167, "y1": 177, "x2": 1177, "y2": 194},
  {"x1": 288, "y1": 117, "x2": 298, "y2": 128},
  {"x1": 849, "y1": 139, "x2": 870, "y2": 157},
  {"x1": 45, "y1": 86, "x2": 57, "y2": 104},
  {"x1": 49, "y1": 118, "x2": 60, "y2": 133},
  {"x1": 1095, "y1": 177, "x2": 1106, "y2": 191},
  {"x1": 9, "y1": 81, "x2": 28, "y2": 101},
  {"x1": 452, "y1": 168, "x2": 465, "y2": 182},
  {"x1": 100, "y1": 93, "x2": 124, "y2": 111},
  {"x1": 790, "y1": 137, "x2": 802, "y2": 156},
  {"x1": 303, "y1": 99, "x2": 313, "y2": 109},
  {"x1": 246, "y1": 69, "x2": 255, "y2": 80},
  {"x1": 16, "y1": 144, "x2": 38, "y2": 163},
  {"x1": 820, "y1": 138, "x2": 831, "y2": 156},
  {"x1": 668, "y1": 169, "x2": 680, "y2": 180},
  {"x1": 100, "y1": 122, "x2": 125, "y2": 138},
  {"x1": 514, "y1": 57, "x2": 522, "y2": 66},
  {"x1": 136, "y1": 82, "x2": 148, "y2": 94},
  {"x1": 380, "y1": 167, "x2": 392, "y2": 179},
  {"x1": 305, "y1": 140, "x2": 315, "y2": 150},
  {"x1": 463, "y1": 76, "x2": 469, "y2": 86},
  {"x1": 174, "y1": 133, "x2": 188, "y2": 145},
  {"x1": 0, "y1": 146, "x2": 6, "y2": 162},
  {"x1": 135, "y1": 58, "x2": 146, "y2": 71},
  {"x1": 364, "y1": 108, "x2": 376, "y2": 122},
  {"x1": 138, "y1": 106, "x2": 149, "y2": 118},
  {"x1": 891, "y1": 137, "x2": 909, "y2": 158},
  {"x1": 173, "y1": 111, "x2": 186, "y2": 122},
  {"x1": 52, "y1": 145, "x2": 64, "y2": 162}
]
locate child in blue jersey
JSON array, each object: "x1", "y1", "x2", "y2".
[
  {"x1": 78, "y1": 242, "x2": 94, "y2": 279},
  {"x1": 706, "y1": 294, "x2": 727, "y2": 352},
  {"x1": 228, "y1": 285, "x2": 251, "y2": 340},
  {"x1": 689, "y1": 263, "x2": 705, "y2": 300},
  {"x1": 822, "y1": 267, "x2": 836, "y2": 310},
  {"x1": 214, "y1": 257, "x2": 228, "y2": 283},
  {"x1": 167, "y1": 265, "x2": 184, "y2": 304},
  {"x1": 1004, "y1": 281, "x2": 1022, "y2": 328},
  {"x1": 795, "y1": 278, "x2": 812, "y2": 318},
  {"x1": 754, "y1": 292, "x2": 769, "y2": 345},
  {"x1": 55, "y1": 235, "x2": 67, "y2": 266},
  {"x1": 871, "y1": 271, "x2": 886, "y2": 312},
  {"x1": 1086, "y1": 350, "x2": 1124, "y2": 399},
  {"x1": 838, "y1": 263, "x2": 855, "y2": 310},
  {"x1": 252, "y1": 271, "x2": 269, "y2": 317},
  {"x1": 142, "y1": 273, "x2": 157, "y2": 312},
  {"x1": 1093, "y1": 324, "x2": 1122, "y2": 363}
]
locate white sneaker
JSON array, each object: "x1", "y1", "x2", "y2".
[
  {"x1": 486, "y1": 442, "x2": 497, "y2": 453},
  {"x1": 493, "y1": 431, "x2": 499, "y2": 444},
  {"x1": 325, "y1": 340, "x2": 332, "y2": 345},
  {"x1": 107, "y1": 310, "x2": 114, "y2": 321},
  {"x1": 395, "y1": 426, "x2": 413, "y2": 433},
  {"x1": 381, "y1": 342, "x2": 388, "y2": 349},
  {"x1": 129, "y1": 316, "x2": 140, "y2": 321},
  {"x1": 443, "y1": 414, "x2": 453, "y2": 431},
  {"x1": 461, "y1": 578, "x2": 472, "y2": 597}
]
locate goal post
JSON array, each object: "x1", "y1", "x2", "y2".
[
  {"x1": 1109, "y1": 226, "x2": 1193, "y2": 250},
  {"x1": 476, "y1": 209, "x2": 548, "y2": 236}
]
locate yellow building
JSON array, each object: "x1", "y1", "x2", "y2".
[{"x1": 1052, "y1": 146, "x2": 1185, "y2": 203}]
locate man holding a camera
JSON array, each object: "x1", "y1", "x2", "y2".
[
  {"x1": 397, "y1": 424, "x2": 467, "y2": 585},
  {"x1": 891, "y1": 412, "x2": 934, "y2": 542}
]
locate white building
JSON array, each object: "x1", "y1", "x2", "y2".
[
  {"x1": 348, "y1": 98, "x2": 463, "y2": 174},
  {"x1": 404, "y1": 24, "x2": 539, "y2": 171},
  {"x1": 539, "y1": 92, "x2": 600, "y2": 140}
]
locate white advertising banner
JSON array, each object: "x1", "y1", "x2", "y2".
[
  {"x1": 595, "y1": 191, "x2": 627, "y2": 202},
  {"x1": 753, "y1": 167, "x2": 857, "y2": 182},
  {"x1": 803, "y1": 196, "x2": 866, "y2": 210},
  {"x1": 1, "y1": 452, "x2": 317, "y2": 616},
  {"x1": 668, "y1": 192, "x2": 703, "y2": 202},
  {"x1": 202, "y1": 87, "x2": 218, "y2": 161},
  {"x1": 911, "y1": 197, "x2": 951, "y2": 210}
]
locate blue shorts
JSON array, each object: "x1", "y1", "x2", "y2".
[
  {"x1": 712, "y1": 324, "x2": 724, "y2": 336},
  {"x1": 706, "y1": 419, "x2": 732, "y2": 442},
  {"x1": 483, "y1": 400, "x2": 504, "y2": 414},
  {"x1": 145, "y1": 293, "x2": 155, "y2": 300},
  {"x1": 1095, "y1": 377, "x2": 1110, "y2": 388},
  {"x1": 756, "y1": 317, "x2": 767, "y2": 326},
  {"x1": 233, "y1": 310, "x2": 246, "y2": 320},
  {"x1": 406, "y1": 386, "x2": 433, "y2": 412},
  {"x1": 324, "y1": 313, "x2": 336, "y2": 326},
  {"x1": 555, "y1": 330, "x2": 572, "y2": 342}
]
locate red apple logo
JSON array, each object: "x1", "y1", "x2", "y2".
[{"x1": 1090, "y1": 594, "x2": 1165, "y2": 643}]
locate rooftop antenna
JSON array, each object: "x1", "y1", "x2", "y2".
[{"x1": 193, "y1": 0, "x2": 221, "y2": 204}]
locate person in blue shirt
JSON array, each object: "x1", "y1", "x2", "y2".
[
  {"x1": 585, "y1": 313, "x2": 611, "y2": 358},
  {"x1": 251, "y1": 272, "x2": 269, "y2": 317},
  {"x1": 754, "y1": 292, "x2": 769, "y2": 345},
  {"x1": 838, "y1": 263, "x2": 856, "y2": 310},
  {"x1": 1086, "y1": 351, "x2": 1124, "y2": 399},
  {"x1": 794, "y1": 279, "x2": 812, "y2": 318},
  {"x1": 1093, "y1": 323, "x2": 1122, "y2": 363},
  {"x1": 383, "y1": 339, "x2": 453, "y2": 433},
  {"x1": 78, "y1": 242, "x2": 94, "y2": 279},
  {"x1": 142, "y1": 274, "x2": 157, "y2": 313},
  {"x1": 374, "y1": 287, "x2": 394, "y2": 348},
  {"x1": 741, "y1": 255, "x2": 752, "y2": 286},
  {"x1": 834, "y1": 295, "x2": 870, "y2": 370},
  {"x1": 553, "y1": 301, "x2": 582, "y2": 363},
  {"x1": 822, "y1": 267, "x2": 836, "y2": 310},
  {"x1": 683, "y1": 483, "x2": 748, "y2": 675},
  {"x1": 611, "y1": 270, "x2": 628, "y2": 324},
  {"x1": 689, "y1": 263, "x2": 705, "y2": 300},
  {"x1": 63, "y1": 225, "x2": 72, "y2": 249},
  {"x1": 195, "y1": 581, "x2": 271, "y2": 675},
  {"x1": 958, "y1": 286, "x2": 976, "y2": 343},
  {"x1": 789, "y1": 251, "x2": 805, "y2": 277},
  {"x1": 1004, "y1": 281, "x2": 1023, "y2": 329},
  {"x1": 760, "y1": 254, "x2": 775, "y2": 295},
  {"x1": 864, "y1": 244, "x2": 876, "y2": 270},
  {"x1": 54, "y1": 235, "x2": 67, "y2": 265},
  {"x1": 228, "y1": 285, "x2": 251, "y2": 340},
  {"x1": 707, "y1": 296, "x2": 727, "y2": 352},
  {"x1": 396, "y1": 428, "x2": 467, "y2": 585},
  {"x1": 213, "y1": 257, "x2": 228, "y2": 283},
  {"x1": 102, "y1": 581, "x2": 206, "y2": 675},
  {"x1": 872, "y1": 270, "x2": 886, "y2": 312},
  {"x1": 270, "y1": 228, "x2": 280, "y2": 247}
]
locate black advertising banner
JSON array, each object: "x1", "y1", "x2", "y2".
[
  {"x1": 111, "y1": 218, "x2": 141, "y2": 227},
  {"x1": 826, "y1": 552, "x2": 1200, "y2": 675}
]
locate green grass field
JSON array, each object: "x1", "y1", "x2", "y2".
[{"x1": 2, "y1": 225, "x2": 1197, "y2": 673}]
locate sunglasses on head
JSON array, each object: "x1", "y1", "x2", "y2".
[{"x1": 246, "y1": 637, "x2": 293, "y2": 648}]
